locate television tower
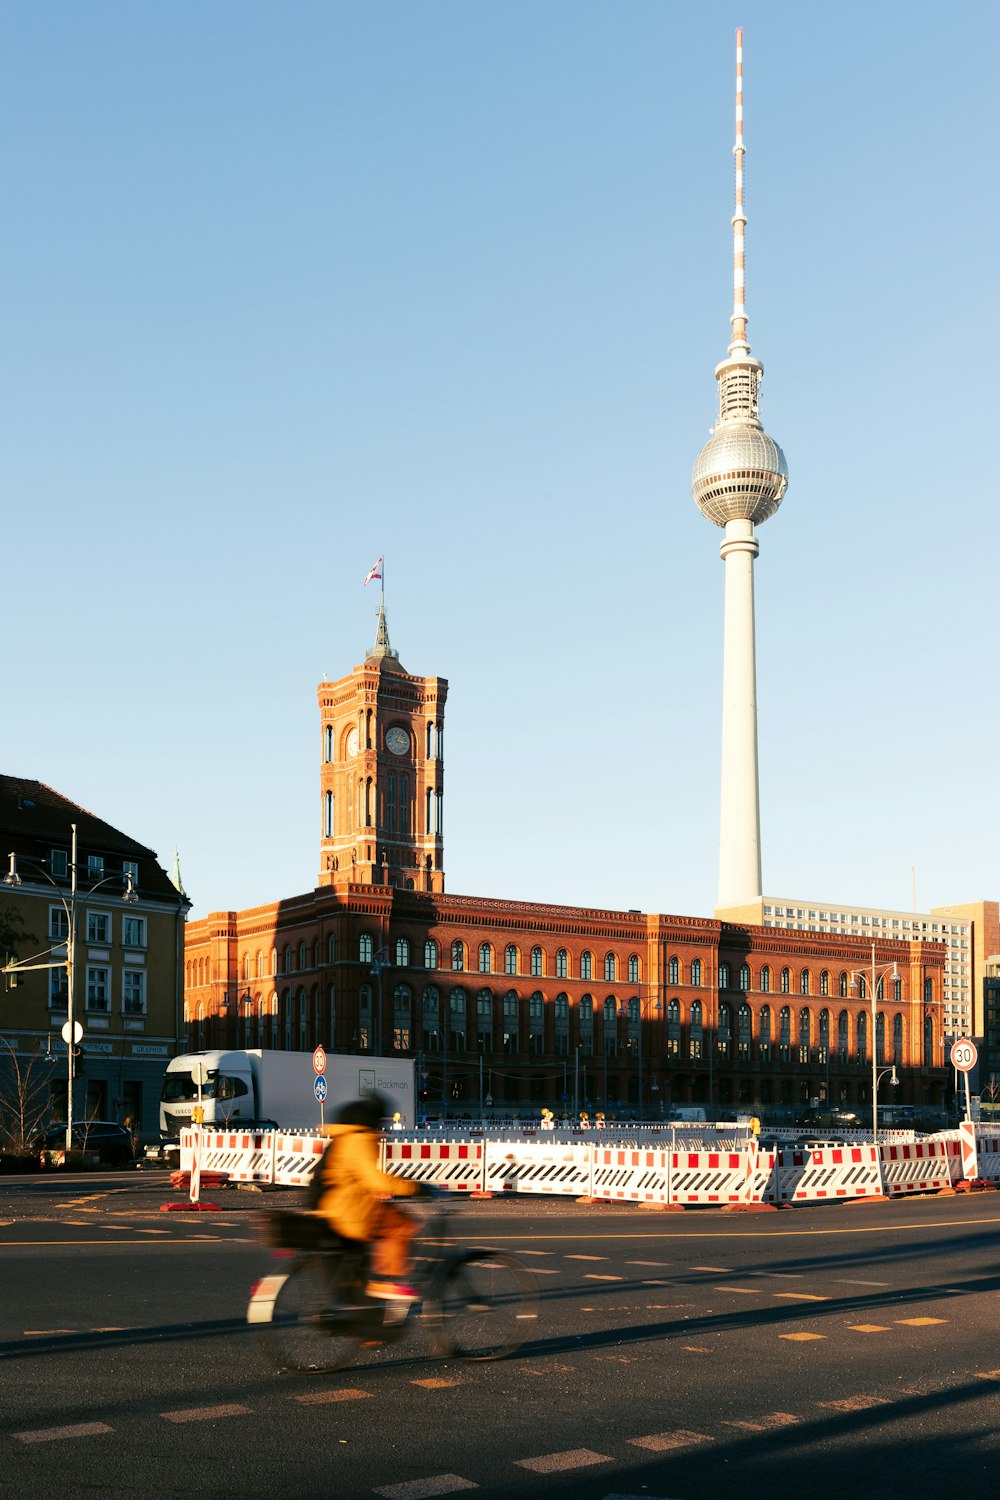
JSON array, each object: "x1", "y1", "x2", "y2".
[{"x1": 692, "y1": 28, "x2": 788, "y2": 911}]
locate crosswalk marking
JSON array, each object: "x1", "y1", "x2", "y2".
[
  {"x1": 14, "y1": 1423, "x2": 112, "y2": 1443},
  {"x1": 292, "y1": 1388, "x2": 373, "y2": 1404},
  {"x1": 161, "y1": 1404, "x2": 251, "y2": 1423},
  {"x1": 516, "y1": 1449, "x2": 613, "y2": 1473},
  {"x1": 629, "y1": 1429, "x2": 713, "y2": 1452},
  {"x1": 374, "y1": 1476, "x2": 478, "y2": 1498}
]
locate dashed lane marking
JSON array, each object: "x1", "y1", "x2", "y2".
[
  {"x1": 713, "y1": 1285, "x2": 758, "y2": 1295},
  {"x1": 24, "y1": 1329, "x2": 77, "y2": 1336},
  {"x1": 780, "y1": 1332, "x2": 826, "y2": 1341},
  {"x1": 566, "y1": 1254, "x2": 608, "y2": 1261},
  {"x1": 626, "y1": 1260, "x2": 670, "y2": 1267},
  {"x1": 14, "y1": 1423, "x2": 113, "y2": 1443},
  {"x1": 516, "y1": 1449, "x2": 613, "y2": 1474},
  {"x1": 896, "y1": 1317, "x2": 948, "y2": 1326},
  {"x1": 517, "y1": 1250, "x2": 554, "y2": 1257},
  {"x1": 161, "y1": 1404, "x2": 252, "y2": 1423},
  {"x1": 722, "y1": 1413, "x2": 799, "y2": 1430},
  {"x1": 975, "y1": 1370, "x2": 1000, "y2": 1381},
  {"x1": 848, "y1": 1324, "x2": 891, "y2": 1333},
  {"x1": 412, "y1": 1378, "x2": 461, "y2": 1389},
  {"x1": 690, "y1": 1265, "x2": 732, "y2": 1273},
  {"x1": 774, "y1": 1292, "x2": 828, "y2": 1302},
  {"x1": 373, "y1": 1477, "x2": 477, "y2": 1498},
  {"x1": 819, "y1": 1396, "x2": 890, "y2": 1411},
  {"x1": 835, "y1": 1278, "x2": 890, "y2": 1286},
  {"x1": 628, "y1": 1429, "x2": 713, "y2": 1452},
  {"x1": 293, "y1": 1389, "x2": 373, "y2": 1404},
  {"x1": 584, "y1": 1274, "x2": 623, "y2": 1281}
]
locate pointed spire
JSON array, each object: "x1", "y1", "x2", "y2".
[
  {"x1": 170, "y1": 848, "x2": 188, "y2": 899},
  {"x1": 371, "y1": 600, "x2": 397, "y2": 661},
  {"x1": 729, "y1": 27, "x2": 750, "y2": 358}
]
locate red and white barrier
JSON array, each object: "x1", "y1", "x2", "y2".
[
  {"x1": 880, "y1": 1139, "x2": 953, "y2": 1197},
  {"x1": 772, "y1": 1144, "x2": 884, "y2": 1203},
  {"x1": 482, "y1": 1140, "x2": 594, "y2": 1197},
  {"x1": 590, "y1": 1147, "x2": 670, "y2": 1204},
  {"x1": 381, "y1": 1139, "x2": 485, "y2": 1192},
  {"x1": 669, "y1": 1151, "x2": 754, "y2": 1206}
]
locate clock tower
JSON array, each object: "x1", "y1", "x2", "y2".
[{"x1": 317, "y1": 603, "x2": 448, "y2": 893}]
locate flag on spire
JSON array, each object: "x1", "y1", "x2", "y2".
[{"x1": 363, "y1": 555, "x2": 383, "y2": 587}]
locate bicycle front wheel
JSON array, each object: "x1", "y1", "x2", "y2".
[
  {"x1": 263, "y1": 1256, "x2": 358, "y2": 1374},
  {"x1": 431, "y1": 1250, "x2": 537, "y2": 1360}
]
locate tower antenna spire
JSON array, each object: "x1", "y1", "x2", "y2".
[{"x1": 730, "y1": 27, "x2": 750, "y2": 357}]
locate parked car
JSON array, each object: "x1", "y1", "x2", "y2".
[{"x1": 39, "y1": 1121, "x2": 134, "y2": 1166}]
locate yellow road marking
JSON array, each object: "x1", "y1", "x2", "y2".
[
  {"x1": 848, "y1": 1324, "x2": 891, "y2": 1333},
  {"x1": 774, "y1": 1292, "x2": 828, "y2": 1302},
  {"x1": 412, "y1": 1378, "x2": 461, "y2": 1389},
  {"x1": 896, "y1": 1317, "x2": 947, "y2": 1326},
  {"x1": 780, "y1": 1332, "x2": 826, "y2": 1341},
  {"x1": 819, "y1": 1396, "x2": 889, "y2": 1411},
  {"x1": 293, "y1": 1389, "x2": 373, "y2": 1404},
  {"x1": 629, "y1": 1429, "x2": 712, "y2": 1452}
]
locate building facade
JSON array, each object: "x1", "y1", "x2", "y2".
[{"x1": 0, "y1": 777, "x2": 189, "y2": 1142}]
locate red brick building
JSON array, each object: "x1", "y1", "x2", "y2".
[{"x1": 183, "y1": 624, "x2": 948, "y2": 1122}]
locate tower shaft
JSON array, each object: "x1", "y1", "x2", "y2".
[{"x1": 718, "y1": 520, "x2": 762, "y2": 906}]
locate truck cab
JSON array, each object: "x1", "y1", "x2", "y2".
[{"x1": 159, "y1": 1050, "x2": 256, "y2": 1138}]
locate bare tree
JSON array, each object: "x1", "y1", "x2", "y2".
[{"x1": 0, "y1": 1037, "x2": 54, "y2": 1154}]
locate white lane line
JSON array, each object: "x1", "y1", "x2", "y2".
[
  {"x1": 713, "y1": 1286, "x2": 758, "y2": 1295},
  {"x1": 584, "y1": 1274, "x2": 623, "y2": 1282},
  {"x1": 161, "y1": 1404, "x2": 252, "y2": 1423},
  {"x1": 517, "y1": 1250, "x2": 555, "y2": 1257},
  {"x1": 374, "y1": 1477, "x2": 477, "y2": 1498},
  {"x1": 690, "y1": 1265, "x2": 732, "y2": 1273},
  {"x1": 629, "y1": 1429, "x2": 713, "y2": 1452},
  {"x1": 774, "y1": 1292, "x2": 828, "y2": 1302},
  {"x1": 835, "y1": 1278, "x2": 890, "y2": 1287},
  {"x1": 566, "y1": 1255, "x2": 608, "y2": 1261},
  {"x1": 516, "y1": 1449, "x2": 614, "y2": 1474},
  {"x1": 626, "y1": 1260, "x2": 671, "y2": 1267},
  {"x1": 15, "y1": 1423, "x2": 113, "y2": 1443}
]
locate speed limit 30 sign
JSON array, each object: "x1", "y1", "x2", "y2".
[{"x1": 950, "y1": 1038, "x2": 978, "y2": 1073}]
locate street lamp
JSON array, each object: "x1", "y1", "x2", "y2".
[
  {"x1": 3, "y1": 823, "x2": 138, "y2": 1154},
  {"x1": 849, "y1": 941, "x2": 899, "y2": 1154},
  {"x1": 220, "y1": 986, "x2": 253, "y2": 1045}
]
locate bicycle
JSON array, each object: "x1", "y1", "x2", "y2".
[{"x1": 248, "y1": 1193, "x2": 537, "y2": 1373}]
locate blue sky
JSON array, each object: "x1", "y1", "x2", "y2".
[{"x1": 2, "y1": 1, "x2": 995, "y2": 922}]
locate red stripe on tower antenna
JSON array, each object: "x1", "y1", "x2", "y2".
[{"x1": 730, "y1": 26, "x2": 749, "y2": 356}]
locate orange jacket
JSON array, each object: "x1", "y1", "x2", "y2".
[{"x1": 315, "y1": 1122, "x2": 420, "y2": 1240}]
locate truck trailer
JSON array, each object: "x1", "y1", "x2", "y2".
[{"x1": 159, "y1": 1049, "x2": 415, "y2": 1137}]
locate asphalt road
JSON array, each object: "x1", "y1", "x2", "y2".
[{"x1": 2, "y1": 1170, "x2": 1000, "y2": 1499}]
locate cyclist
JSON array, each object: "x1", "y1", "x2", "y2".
[{"x1": 313, "y1": 1093, "x2": 424, "y2": 1301}]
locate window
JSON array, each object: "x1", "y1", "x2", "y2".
[
  {"x1": 717, "y1": 1002, "x2": 732, "y2": 1060},
  {"x1": 505, "y1": 945, "x2": 518, "y2": 976},
  {"x1": 778, "y1": 1006, "x2": 791, "y2": 1061},
  {"x1": 666, "y1": 999, "x2": 680, "y2": 1057},
  {"x1": 760, "y1": 965, "x2": 770, "y2": 993},
  {"x1": 820, "y1": 970, "x2": 829, "y2": 997},
  {"x1": 477, "y1": 990, "x2": 493, "y2": 1045},
  {"x1": 87, "y1": 911, "x2": 110, "y2": 945},
  {"x1": 424, "y1": 939, "x2": 438, "y2": 970},
  {"x1": 780, "y1": 967, "x2": 790, "y2": 994},
  {"x1": 604, "y1": 953, "x2": 617, "y2": 982},
  {"x1": 87, "y1": 855, "x2": 104, "y2": 881},
  {"x1": 324, "y1": 791, "x2": 334, "y2": 838},
  {"x1": 49, "y1": 966, "x2": 68, "y2": 1008},
  {"x1": 739, "y1": 963, "x2": 750, "y2": 991},
  {"x1": 86, "y1": 966, "x2": 110, "y2": 1011},
  {"x1": 718, "y1": 962, "x2": 730, "y2": 990},
  {"x1": 123, "y1": 969, "x2": 146, "y2": 1016},
  {"x1": 800, "y1": 970, "x2": 810, "y2": 996},
  {"x1": 359, "y1": 934, "x2": 374, "y2": 964},
  {"x1": 839, "y1": 971, "x2": 848, "y2": 998},
  {"x1": 531, "y1": 946, "x2": 543, "y2": 978},
  {"x1": 690, "y1": 1000, "x2": 703, "y2": 1059},
  {"x1": 838, "y1": 1009, "x2": 849, "y2": 1061},
  {"x1": 556, "y1": 949, "x2": 568, "y2": 979},
  {"x1": 50, "y1": 849, "x2": 69, "y2": 879},
  {"x1": 49, "y1": 905, "x2": 69, "y2": 941},
  {"x1": 324, "y1": 725, "x2": 334, "y2": 763},
  {"x1": 502, "y1": 991, "x2": 518, "y2": 1054},
  {"x1": 759, "y1": 1005, "x2": 771, "y2": 1062},
  {"x1": 451, "y1": 941, "x2": 465, "y2": 972},
  {"x1": 603, "y1": 997, "x2": 617, "y2": 1056},
  {"x1": 396, "y1": 937, "x2": 410, "y2": 968},
  {"x1": 668, "y1": 956, "x2": 679, "y2": 985},
  {"x1": 393, "y1": 984, "x2": 412, "y2": 1052},
  {"x1": 123, "y1": 915, "x2": 146, "y2": 948},
  {"x1": 690, "y1": 959, "x2": 702, "y2": 986},
  {"x1": 628, "y1": 955, "x2": 639, "y2": 984},
  {"x1": 580, "y1": 951, "x2": 593, "y2": 981},
  {"x1": 298, "y1": 942, "x2": 307, "y2": 971},
  {"x1": 799, "y1": 1008, "x2": 811, "y2": 1063},
  {"x1": 478, "y1": 943, "x2": 492, "y2": 974},
  {"x1": 737, "y1": 1002, "x2": 752, "y2": 1059}
]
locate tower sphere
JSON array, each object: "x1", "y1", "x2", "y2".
[{"x1": 692, "y1": 409, "x2": 788, "y2": 529}]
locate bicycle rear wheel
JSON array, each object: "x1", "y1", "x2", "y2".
[
  {"x1": 431, "y1": 1250, "x2": 537, "y2": 1360},
  {"x1": 263, "y1": 1256, "x2": 359, "y2": 1374}
]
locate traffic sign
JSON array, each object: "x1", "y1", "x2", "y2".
[
  {"x1": 312, "y1": 1046, "x2": 327, "y2": 1076},
  {"x1": 314, "y1": 1074, "x2": 328, "y2": 1102},
  {"x1": 61, "y1": 1020, "x2": 83, "y2": 1045},
  {"x1": 950, "y1": 1038, "x2": 978, "y2": 1073}
]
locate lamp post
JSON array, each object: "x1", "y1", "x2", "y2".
[
  {"x1": 4, "y1": 823, "x2": 138, "y2": 1153},
  {"x1": 220, "y1": 986, "x2": 253, "y2": 1046},
  {"x1": 849, "y1": 941, "x2": 899, "y2": 1154},
  {"x1": 370, "y1": 947, "x2": 390, "y2": 1056},
  {"x1": 633, "y1": 989, "x2": 662, "y2": 1123}
]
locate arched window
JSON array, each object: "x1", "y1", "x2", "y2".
[
  {"x1": 668, "y1": 956, "x2": 679, "y2": 985},
  {"x1": 628, "y1": 955, "x2": 639, "y2": 984},
  {"x1": 395, "y1": 937, "x2": 410, "y2": 968},
  {"x1": 581, "y1": 951, "x2": 593, "y2": 981},
  {"x1": 718, "y1": 962, "x2": 730, "y2": 990},
  {"x1": 690, "y1": 1000, "x2": 703, "y2": 1059},
  {"x1": 554, "y1": 993, "x2": 569, "y2": 1028},
  {"x1": 424, "y1": 939, "x2": 438, "y2": 970},
  {"x1": 858, "y1": 1011, "x2": 868, "y2": 1063},
  {"x1": 579, "y1": 995, "x2": 593, "y2": 1034},
  {"x1": 477, "y1": 990, "x2": 493, "y2": 1046},
  {"x1": 603, "y1": 997, "x2": 618, "y2": 1057},
  {"x1": 556, "y1": 949, "x2": 568, "y2": 979},
  {"x1": 449, "y1": 988, "x2": 467, "y2": 1052},
  {"x1": 359, "y1": 934, "x2": 373, "y2": 964},
  {"x1": 717, "y1": 1002, "x2": 732, "y2": 1059},
  {"x1": 820, "y1": 970, "x2": 829, "y2": 997},
  {"x1": 875, "y1": 1011, "x2": 885, "y2": 1065},
  {"x1": 422, "y1": 985, "x2": 440, "y2": 1050},
  {"x1": 923, "y1": 1012, "x2": 934, "y2": 1066},
  {"x1": 759, "y1": 1005, "x2": 771, "y2": 1061},
  {"x1": 502, "y1": 991, "x2": 519, "y2": 1054},
  {"x1": 858, "y1": 974, "x2": 868, "y2": 1001},
  {"x1": 819, "y1": 1008, "x2": 830, "y2": 1062},
  {"x1": 780, "y1": 967, "x2": 790, "y2": 994},
  {"x1": 839, "y1": 971, "x2": 848, "y2": 998},
  {"x1": 893, "y1": 1013, "x2": 903, "y2": 1064},
  {"x1": 779, "y1": 1006, "x2": 791, "y2": 1061},
  {"x1": 284, "y1": 944, "x2": 293, "y2": 974},
  {"x1": 451, "y1": 940, "x2": 465, "y2": 972},
  {"x1": 298, "y1": 942, "x2": 307, "y2": 971},
  {"x1": 391, "y1": 984, "x2": 411, "y2": 1051},
  {"x1": 690, "y1": 959, "x2": 702, "y2": 986},
  {"x1": 800, "y1": 970, "x2": 810, "y2": 996},
  {"x1": 739, "y1": 963, "x2": 751, "y2": 991},
  {"x1": 737, "y1": 1001, "x2": 752, "y2": 1059},
  {"x1": 505, "y1": 944, "x2": 518, "y2": 976},
  {"x1": 531, "y1": 946, "x2": 543, "y2": 978},
  {"x1": 324, "y1": 790, "x2": 334, "y2": 837},
  {"x1": 760, "y1": 965, "x2": 771, "y2": 993},
  {"x1": 324, "y1": 725, "x2": 334, "y2": 763},
  {"x1": 924, "y1": 977, "x2": 934, "y2": 1004},
  {"x1": 838, "y1": 1009, "x2": 849, "y2": 1060},
  {"x1": 478, "y1": 943, "x2": 492, "y2": 974},
  {"x1": 666, "y1": 999, "x2": 681, "y2": 1056},
  {"x1": 604, "y1": 953, "x2": 617, "y2": 982},
  {"x1": 893, "y1": 976, "x2": 902, "y2": 1003},
  {"x1": 799, "y1": 1008, "x2": 811, "y2": 1062}
]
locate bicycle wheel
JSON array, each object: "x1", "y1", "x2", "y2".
[
  {"x1": 262, "y1": 1256, "x2": 359, "y2": 1374},
  {"x1": 431, "y1": 1250, "x2": 537, "y2": 1360}
]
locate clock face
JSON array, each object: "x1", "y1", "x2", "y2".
[
  {"x1": 346, "y1": 728, "x2": 359, "y2": 757},
  {"x1": 386, "y1": 727, "x2": 409, "y2": 757}
]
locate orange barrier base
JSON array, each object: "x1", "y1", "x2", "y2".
[
  {"x1": 723, "y1": 1202, "x2": 778, "y2": 1214},
  {"x1": 159, "y1": 1201, "x2": 222, "y2": 1212}
]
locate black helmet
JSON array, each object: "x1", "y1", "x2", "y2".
[{"x1": 335, "y1": 1093, "x2": 389, "y2": 1128}]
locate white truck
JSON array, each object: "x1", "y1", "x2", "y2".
[{"x1": 159, "y1": 1049, "x2": 415, "y2": 1138}]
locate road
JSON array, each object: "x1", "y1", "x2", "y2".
[{"x1": 2, "y1": 1170, "x2": 1000, "y2": 1498}]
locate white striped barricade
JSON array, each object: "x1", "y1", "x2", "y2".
[
  {"x1": 879, "y1": 1139, "x2": 953, "y2": 1197},
  {"x1": 382, "y1": 1138, "x2": 485, "y2": 1193},
  {"x1": 668, "y1": 1149, "x2": 759, "y2": 1207},
  {"x1": 178, "y1": 1128, "x2": 276, "y2": 1184},
  {"x1": 973, "y1": 1131, "x2": 1000, "y2": 1184},
  {"x1": 590, "y1": 1146, "x2": 670, "y2": 1205},
  {"x1": 773, "y1": 1144, "x2": 883, "y2": 1204},
  {"x1": 483, "y1": 1138, "x2": 595, "y2": 1198},
  {"x1": 274, "y1": 1133, "x2": 326, "y2": 1188}
]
